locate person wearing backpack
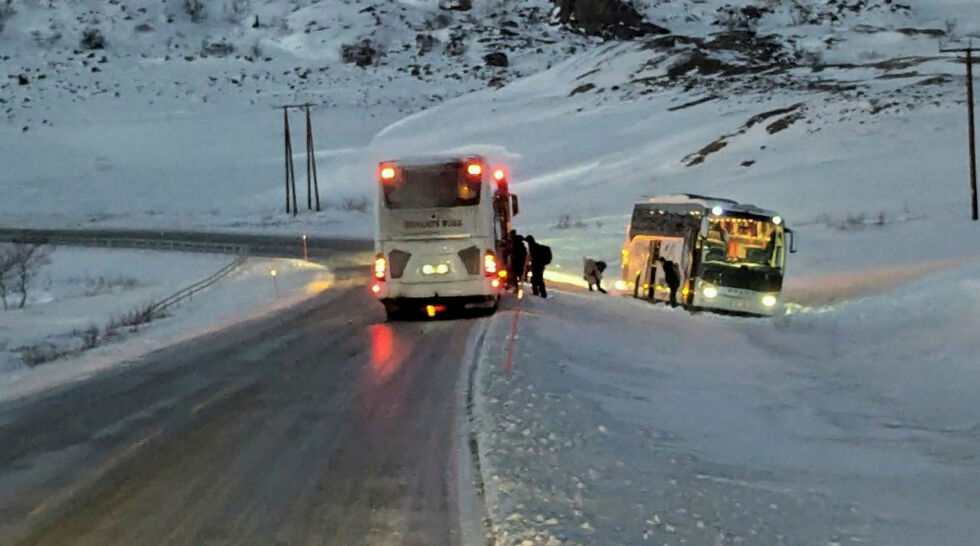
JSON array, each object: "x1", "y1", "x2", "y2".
[{"x1": 525, "y1": 235, "x2": 552, "y2": 299}]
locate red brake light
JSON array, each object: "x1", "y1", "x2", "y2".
[
  {"x1": 371, "y1": 283, "x2": 382, "y2": 294},
  {"x1": 492, "y1": 168, "x2": 506, "y2": 182},
  {"x1": 466, "y1": 162, "x2": 483, "y2": 177},
  {"x1": 379, "y1": 164, "x2": 397, "y2": 182},
  {"x1": 484, "y1": 251, "x2": 497, "y2": 276},
  {"x1": 491, "y1": 278, "x2": 501, "y2": 289},
  {"x1": 374, "y1": 254, "x2": 386, "y2": 280}
]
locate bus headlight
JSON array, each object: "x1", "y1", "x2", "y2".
[
  {"x1": 421, "y1": 264, "x2": 435, "y2": 275},
  {"x1": 761, "y1": 294, "x2": 778, "y2": 308},
  {"x1": 702, "y1": 285, "x2": 718, "y2": 299}
]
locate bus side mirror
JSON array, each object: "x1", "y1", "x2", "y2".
[
  {"x1": 787, "y1": 229, "x2": 797, "y2": 253},
  {"x1": 511, "y1": 195, "x2": 520, "y2": 216}
]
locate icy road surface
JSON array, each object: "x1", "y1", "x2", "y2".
[{"x1": 0, "y1": 286, "x2": 485, "y2": 546}]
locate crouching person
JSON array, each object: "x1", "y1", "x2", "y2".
[{"x1": 583, "y1": 258, "x2": 607, "y2": 293}]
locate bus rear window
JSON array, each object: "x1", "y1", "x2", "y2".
[{"x1": 383, "y1": 163, "x2": 482, "y2": 209}]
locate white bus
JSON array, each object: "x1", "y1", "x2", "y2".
[
  {"x1": 618, "y1": 194, "x2": 795, "y2": 316},
  {"x1": 371, "y1": 155, "x2": 518, "y2": 320}
]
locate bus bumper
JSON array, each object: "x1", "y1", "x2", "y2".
[
  {"x1": 691, "y1": 283, "x2": 781, "y2": 316},
  {"x1": 374, "y1": 278, "x2": 501, "y2": 312}
]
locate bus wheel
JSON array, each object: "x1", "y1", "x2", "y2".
[{"x1": 384, "y1": 303, "x2": 405, "y2": 321}]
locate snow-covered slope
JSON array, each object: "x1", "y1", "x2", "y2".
[
  {"x1": 2, "y1": 0, "x2": 975, "y2": 247},
  {"x1": 0, "y1": 0, "x2": 584, "y2": 232},
  {"x1": 368, "y1": 0, "x2": 980, "y2": 300}
]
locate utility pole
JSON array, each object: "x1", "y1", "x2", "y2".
[
  {"x1": 283, "y1": 108, "x2": 293, "y2": 215},
  {"x1": 282, "y1": 107, "x2": 299, "y2": 216},
  {"x1": 306, "y1": 105, "x2": 321, "y2": 212},
  {"x1": 278, "y1": 103, "x2": 320, "y2": 215},
  {"x1": 941, "y1": 44, "x2": 979, "y2": 221}
]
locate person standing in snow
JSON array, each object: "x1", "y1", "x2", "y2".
[
  {"x1": 508, "y1": 230, "x2": 527, "y2": 290},
  {"x1": 659, "y1": 256, "x2": 681, "y2": 308},
  {"x1": 583, "y1": 258, "x2": 607, "y2": 293},
  {"x1": 525, "y1": 235, "x2": 551, "y2": 299}
]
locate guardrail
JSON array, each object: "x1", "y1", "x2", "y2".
[
  {"x1": 0, "y1": 228, "x2": 372, "y2": 258},
  {"x1": 0, "y1": 228, "x2": 373, "y2": 313},
  {"x1": 150, "y1": 253, "x2": 250, "y2": 316}
]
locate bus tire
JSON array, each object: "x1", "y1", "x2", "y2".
[{"x1": 384, "y1": 303, "x2": 405, "y2": 321}]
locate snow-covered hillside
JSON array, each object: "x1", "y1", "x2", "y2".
[
  {"x1": 0, "y1": 0, "x2": 587, "y2": 232},
  {"x1": 2, "y1": 0, "x2": 976, "y2": 244}
]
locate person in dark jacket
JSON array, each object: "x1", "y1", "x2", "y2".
[
  {"x1": 659, "y1": 257, "x2": 681, "y2": 308},
  {"x1": 525, "y1": 235, "x2": 551, "y2": 298},
  {"x1": 508, "y1": 230, "x2": 527, "y2": 290}
]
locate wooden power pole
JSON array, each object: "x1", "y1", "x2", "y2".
[
  {"x1": 282, "y1": 108, "x2": 297, "y2": 216},
  {"x1": 279, "y1": 103, "x2": 321, "y2": 215},
  {"x1": 941, "y1": 45, "x2": 979, "y2": 221},
  {"x1": 305, "y1": 105, "x2": 321, "y2": 212}
]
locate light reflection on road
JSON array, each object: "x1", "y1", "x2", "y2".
[{"x1": 369, "y1": 323, "x2": 404, "y2": 385}]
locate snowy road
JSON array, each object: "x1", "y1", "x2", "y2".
[
  {"x1": 0, "y1": 285, "x2": 486, "y2": 546},
  {"x1": 473, "y1": 274, "x2": 980, "y2": 546}
]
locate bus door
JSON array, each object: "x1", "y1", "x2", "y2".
[{"x1": 652, "y1": 238, "x2": 687, "y2": 302}]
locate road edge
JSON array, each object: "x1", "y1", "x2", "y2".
[{"x1": 453, "y1": 316, "x2": 495, "y2": 546}]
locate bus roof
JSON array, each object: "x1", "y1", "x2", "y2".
[
  {"x1": 379, "y1": 154, "x2": 485, "y2": 168},
  {"x1": 638, "y1": 194, "x2": 781, "y2": 221}
]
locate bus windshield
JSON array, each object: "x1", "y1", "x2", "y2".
[
  {"x1": 703, "y1": 218, "x2": 780, "y2": 268},
  {"x1": 383, "y1": 162, "x2": 482, "y2": 209}
]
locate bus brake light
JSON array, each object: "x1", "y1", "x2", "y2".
[
  {"x1": 492, "y1": 168, "x2": 506, "y2": 181},
  {"x1": 484, "y1": 251, "x2": 498, "y2": 276},
  {"x1": 374, "y1": 254, "x2": 386, "y2": 280},
  {"x1": 466, "y1": 162, "x2": 483, "y2": 177},
  {"x1": 379, "y1": 164, "x2": 397, "y2": 181}
]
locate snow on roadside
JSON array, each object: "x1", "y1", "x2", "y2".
[
  {"x1": 0, "y1": 248, "x2": 335, "y2": 403},
  {"x1": 473, "y1": 264, "x2": 980, "y2": 545}
]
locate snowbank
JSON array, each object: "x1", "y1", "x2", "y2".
[
  {"x1": 474, "y1": 263, "x2": 980, "y2": 545},
  {"x1": 0, "y1": 248, "x2": 335, "y2": 403}
]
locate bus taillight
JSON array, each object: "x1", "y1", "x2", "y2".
[
  {"x1": 374, "y1": 254, "x2": 387, "y2": 280},
  {"x1": 379, "y1": 164, "x2": 397, "y2": 182},
  {"x1": 466, "y1": 162, "x2": 483, "y2": 177},
  {"x1": 483, "y1": 251, "x2": 498, "y2": 276}
]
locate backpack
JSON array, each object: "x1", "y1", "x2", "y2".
[{"x1": 539, "y1": 245, "x2": 553, "y2": 266}]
